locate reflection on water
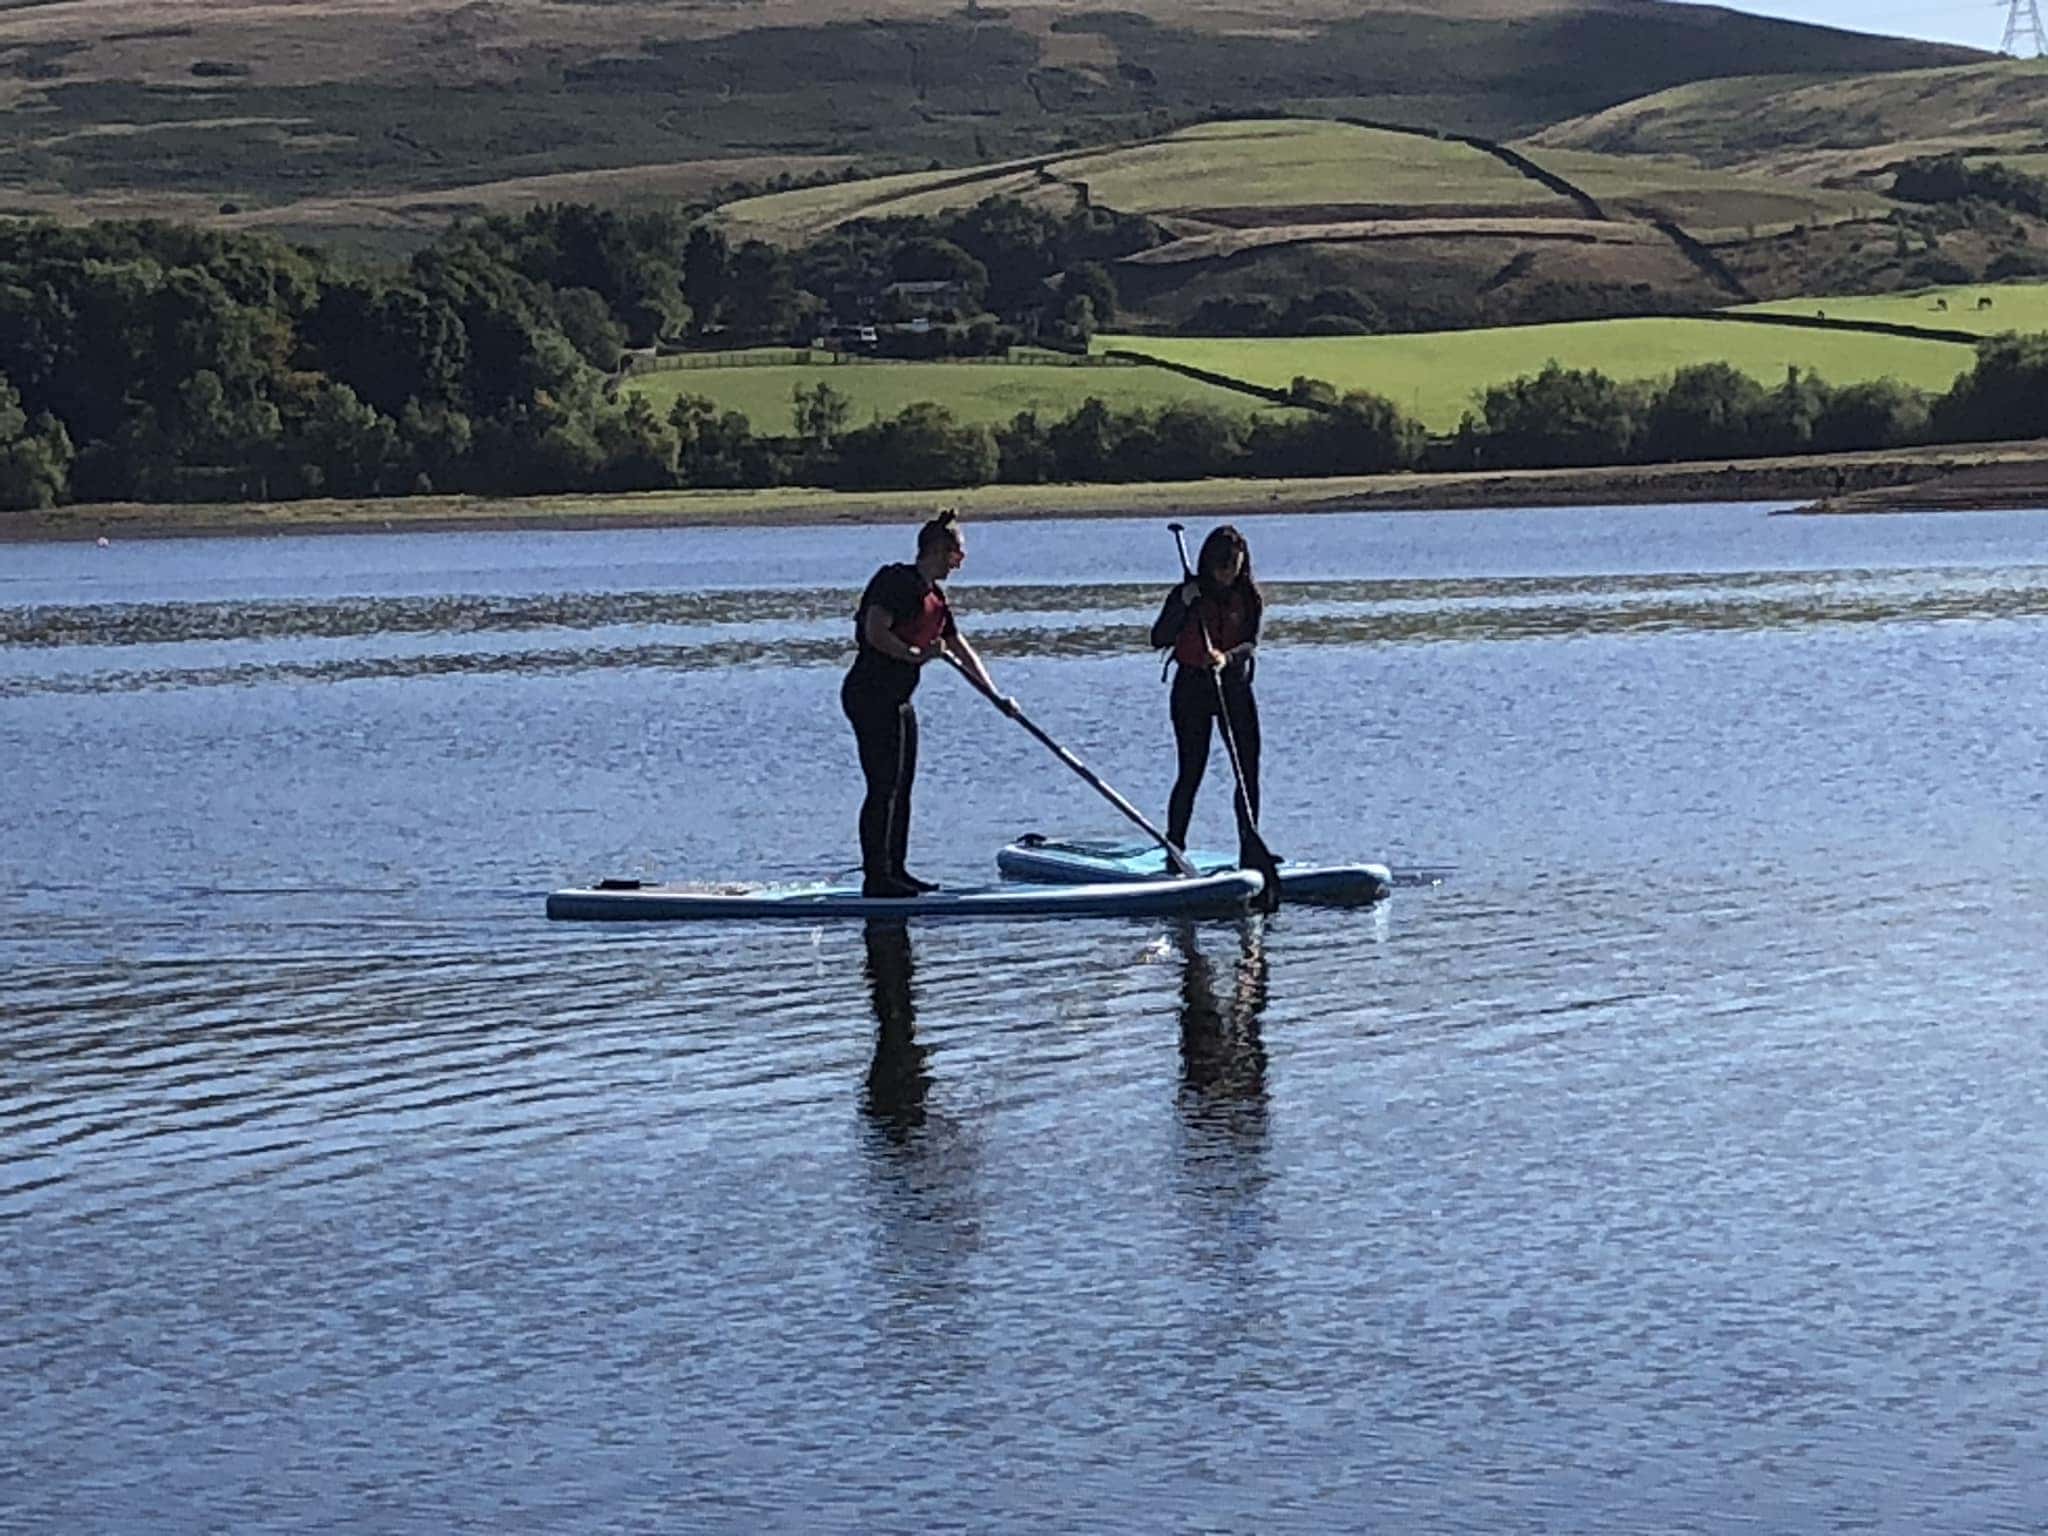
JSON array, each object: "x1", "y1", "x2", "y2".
[
  {"x1": 862, "y1": 920, "x2": 930, "y2": 1143},
  {"x1": 855, "y1": 920, "x2": 986, "y2": 1332},
  {"x1": 1176, "y1": 918, "x2": 1270, "y2": 1139}
]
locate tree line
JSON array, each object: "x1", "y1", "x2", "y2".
[
  {"x1": 1448, "y1": 340, "x2": 2047, "y2": 470},
  {"x1": 588, "y1": 336, "x2": 2048, "y2": 494},
  {"x1": 0, "y1": 200, "x2": 1153, "y2": 510},
  {"x1": 2, "y1": 205, "x2": 2047, "y2": 511}
]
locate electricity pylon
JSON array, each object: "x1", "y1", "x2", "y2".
[{"x1": 2003, "y1": 0, "x2": 2047, "y2": 57}]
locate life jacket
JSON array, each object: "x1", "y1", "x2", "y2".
[
  {"x1": 894, "y1": 584, "x2": 952, "y2": 651},
  {"x1": 1172, "y1": 587, "x2": 1252, "y2": 668}
]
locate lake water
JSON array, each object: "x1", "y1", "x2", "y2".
[{"x1": 4, "y1": 503, "x2": 2047, "y2": 1533}]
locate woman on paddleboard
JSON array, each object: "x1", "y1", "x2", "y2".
[
  {"x1": 1150, "y1": 524, "x2": 1266, "y2": 866},
  {"x1": 843, "y1": 510, "x2": 1011, "y2": 899}
]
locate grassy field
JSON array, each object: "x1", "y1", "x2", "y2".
[
  {"x1": 1123, "y1": 217, "x2": 1644, "y2": 268},
  {"x1": 1972, "y1": 153, "x2": 2048, "y2": 178},
  {"x1": 716, "y1": 164, "x2": 1065, "y2": 246},
  {"x1": 1051, "y1": 120, "x2": 1568, "y2": 215},
  {"x1": 714, "y1": 116, "x2": 1896, "y2": 246},
  {"x1": 1518, "y1": 147, "x2": 1890, "y2": 236},
  {"x1": 715, "y1": 120, "x2": 1570, "y2": 244},
  {"x1": 1739, "y1": 280, "x2": 2048, "y2": 335},
  {"x1": 1531, "y1": 61, "x2": 2048, "y2": 182},
  {"x1": 1098, "y1": 321, "x2": 1981, "y2": 430},
  {"x1": 623, "y1": 355, "x2": 1289, "y2": 430}
]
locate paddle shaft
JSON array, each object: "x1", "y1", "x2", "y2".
[{"x1": 947, "y1": 655, "x2": 1201, "y2": 879}]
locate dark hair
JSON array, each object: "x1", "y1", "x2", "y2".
[
  {"x1": 1197, "y1": 524, "x2": 1261, "y2": 626},
  {"x1": 917, "y1": 507, "x2": 962, "y2": 555}
]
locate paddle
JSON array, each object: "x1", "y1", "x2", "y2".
[
  {"x1": 1168, "y1": 522, "x2": 1282, "y2": 912},
  {"x1": 945, "y1": 654, "x2": 1202, "y2": 880}
]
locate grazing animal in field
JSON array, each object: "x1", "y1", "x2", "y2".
[
  {"x1": 1816, "y1": 309, "x2": 1826, "y2": 319},
  {"x1": 1935, "y1": 297, "x2": 1949, "y2": 311},
  {"x1": 1978, "y1": 296, "x2": 1994, "y2": 310}
]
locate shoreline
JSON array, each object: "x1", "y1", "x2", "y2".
[{"x1": 7, "y1": 440, "x2": 2047, "y2": 543}]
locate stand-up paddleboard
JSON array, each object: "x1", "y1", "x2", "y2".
[
  {"x1": 997, "y1": 834, "x2": 1392, "y2": 906},
  {"x1": 547, "y1": 868, "x2": 1264, "y2": 922}
]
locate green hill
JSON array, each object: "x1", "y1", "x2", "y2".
[
  {"x1": 716, "y1": 120, "x2": 1585, "y2": 246},
  {"x1": 0, "y1": 0, "x2": 1979, "y2": 251},
  {"x1": 1529, "y1": 60, "x2": 2048, "y2": 185},
  {"x1": 723, "y1": 117, "x2": 1891, "y2": 246},
  {"x1": 718, "y1": 115, "x2": 1917, "y2": 334}
]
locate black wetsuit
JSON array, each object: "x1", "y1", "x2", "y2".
[
  {"x1": 842, "y1": 562, "x2": 955, "y2": 882},
  {"x1": 1150, "y1": 581, "x2": 1262, "y2": 855}
]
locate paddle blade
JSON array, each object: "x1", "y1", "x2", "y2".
[{"x1": 1235, "y1": 803, "x2": 1282, "y2": 913}]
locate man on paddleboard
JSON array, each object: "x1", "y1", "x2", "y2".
[{"x1": 843, "y1": 510, "x2": 1012, "y2": 898}]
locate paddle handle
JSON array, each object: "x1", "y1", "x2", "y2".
[{"x1": 947, "y1": 656, "x2": 1200, "y2": 879}]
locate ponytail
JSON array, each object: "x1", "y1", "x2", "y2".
[{"x1": 917, "y1": 507, "x2": 962, "y2": 555}]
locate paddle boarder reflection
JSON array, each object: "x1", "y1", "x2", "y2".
[
  {"x1": 861, "y1": 919, "x2": 931, "y2": 1141},
  {"x1": 857, "y1": 921, "x2": 984, "y2": 1313},
  {"x1": 1171, "y1": 918, "x2": 1276, "y2": 1324},
  {"x1": 1175, "y1": 918, "x2": 1270, "y2": 1139}
]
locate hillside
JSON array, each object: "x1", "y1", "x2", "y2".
[
  {"x1": 716, "y1": 116, "x2": 1909, "y2": 333},
  {"x1": 0, "y1": 0, "x2": 1979, "y2": 251},
  {"x1": 721, "y1": 117, "x2": 1881, "y2": 243},
  {"x1": 1530, "y1": 60, "x2": 2048, "y2": 185}
]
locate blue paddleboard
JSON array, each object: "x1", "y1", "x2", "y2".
[
  {"x1": 547, "y1": 868, "x2": 1265, "y2": 922},
  {"x1": 997, "y1": 834, "x2": 1391, "y2": 906}
]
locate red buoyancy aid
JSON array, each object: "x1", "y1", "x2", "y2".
[
  {"x1": 1172, "y1": 588, "x2": 1251, "y2": 667},
  {"x1": 895, "y1": 585, "x2": 952, "y2": 651}
]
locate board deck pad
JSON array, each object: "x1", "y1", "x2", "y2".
[
  {"x1": 547, "y1": 869, "x2": 1265, "y2": 922},
  {"x1": 997, "y1": 835, "x2": 1391, "y2": 906}
]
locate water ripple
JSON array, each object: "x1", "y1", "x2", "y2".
[
  {"x1": 6, "y1": 565, "x2": 2048, "y2": 698},
  {"x1": 6, "y1": 512, "x2": 2048, "y2": 1532}
]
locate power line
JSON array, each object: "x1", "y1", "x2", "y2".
[{"x1": 2003, "y1": 0, "x2": 2048, "y2": 54}]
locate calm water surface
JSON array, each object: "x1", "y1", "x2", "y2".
[{"x1": 4, "y1": 503, "x2": 2047, "y2": 1532}]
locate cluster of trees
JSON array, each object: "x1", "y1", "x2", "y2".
[
  {"x1": 1179, "y1": 273, "x2": 1682, "y2": 338},
  {"x1": 0, "y1": 375, "x2": 72, "y2": 511},
  {"x1": 1186, "y1": 288, "x2": 1387, "y2": 338},
  {"x1": 1888, "y1": 158, "x2": 2048, "y2": 283},
  {"x1": 0, "y1": 199, "x2": 1167, "y2": 509},
  {"x1": 790, "y1": 199, "x2": 1155, "y2": 343},
  {"x1": 621, "y1": 381, "x2": 1425, "y2": 491},
  {"x1": 1450, "y1": 336, "x2": 2048, "y2": 469},
  {"x1": 0, "y1": 214, "x2": 697, "y2": 509},
  {"x1": 4, "y1": 200, "x2": 2048, "y2": 512},
  {"x1": 1893, "y1": 156, "x2": 2048, "y2": 221}
]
